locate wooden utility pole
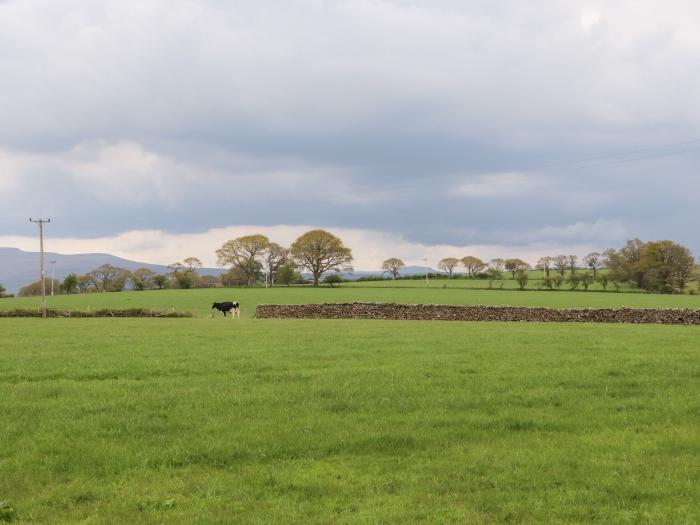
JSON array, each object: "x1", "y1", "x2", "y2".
[{"x1": 29, "y1": 218, "x2": 51, "y2": 319}]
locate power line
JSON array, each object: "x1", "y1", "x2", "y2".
[
  {"x1": 371, "y1": 138, "x2": 700, "y2": 196},
  {"x1": 29, "y1": 218, "x2": 51, "y2": 319}
]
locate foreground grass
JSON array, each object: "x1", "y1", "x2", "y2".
[{"x1": 1, "y1": 316, "x2": 699, "y2": 524}]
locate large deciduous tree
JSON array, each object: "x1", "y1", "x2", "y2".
[
  {"x1": 87, "y1": 264, "x2": 131, "y2": 292},
  {"x1": 505, "y1": 258, "x2": 530, "y2": 278},
  {"x1": 584, "y1": 252, "x2": 602, "y2": 279},
  {"x1": 290, "y1": 230, "x2": 353, "y2": 286},
  {"x1": 381, "y1": 258, "x2": 406, "y2": 279},
  {"x1": 536, "y1": 256, "x2": 552, "y2": 277},
  {"x1": 603, "y1": 239, "x2": 694, "y2": 293},
  {"x1": 490, "y1": 258, "x2": 505, "y2": 272},
  {"x1": 262, "y1": 243, "x2": 289, "y2": 287},
  {"x1": 216, "y1": 234, "x2": 270, "y2": 287},
  {"x1": 131, "y1": 268, "x2": 157, "y2": 291},
  {"x1": 460, "y1": 256, "x2": 486, "y2": 277},
  {"x1": 438, "y1": 257, "x2": 460, "y2": 278},
  {"x1": 553, "y1": 255, "x2": 568, "y2": 276}
]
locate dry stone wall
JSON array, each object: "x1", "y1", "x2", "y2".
[{"x1": 256, "y1": 303, "x2": 700, "y2": 325}]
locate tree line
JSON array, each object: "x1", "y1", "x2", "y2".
[
  {"x1": 14, "y1": 229, "x2": 354, "y2": 296},
  {"x1": 5, "y1": 235, "x2": 698, "y2": 297},
  {"x1": 381, "y1": 239, "x2": 697, "y2": 294}
]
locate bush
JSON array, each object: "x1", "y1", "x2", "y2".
[
  {"x1": 356, "y1": 275, "x2": 388, "y2": 282},
  {"x1": 18, "y1": 278, "x2": 61, "y2": 297},
  {"x1": 515, "y1": 270, "x2": 529, "y2": 290},
  {"x1": 323, "y1": 274, "x2": 343, "y2": 287}
]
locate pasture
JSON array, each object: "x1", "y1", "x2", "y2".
[{"x1": 1, "y1": 287, "x2": 699, "y2": 524}]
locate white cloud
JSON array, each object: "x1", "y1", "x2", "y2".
[{"x1": 0, "y1": 224, "x2": 609, "y2": 270}]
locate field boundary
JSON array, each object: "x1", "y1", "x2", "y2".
[
  {"x1": 0, "y1": 308, "x2": 193, "y2": 318},
  {"x1": 256, "y1": 303, "x2": 700, "y2": 325}
]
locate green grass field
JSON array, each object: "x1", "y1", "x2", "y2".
[{"x1": 1, "y1": 288, "x2": 699, "y2": 524}]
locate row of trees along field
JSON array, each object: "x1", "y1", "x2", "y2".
[
  {"x1": 380, "y1": 239, "x2": 698, "y2": 294},
  {"x1": 12, "y1": 229, "x2": 354, "y2": 296},
  {"x1": 4, "y1": 236, "x2": 697, "y2": 296}
]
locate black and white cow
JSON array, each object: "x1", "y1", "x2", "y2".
[{"x1": 211, "y1": 301, "x2": 240, "y2": 319}]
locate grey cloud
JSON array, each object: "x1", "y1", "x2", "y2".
[{"x1": 1, "y1": 0, "x2": 699, "y2": 254}]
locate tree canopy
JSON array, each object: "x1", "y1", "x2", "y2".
[
  {"x1": 381, "y1": 258, "x2": 406, "y2": 279},
  {"x1": 216, "y1": 234, "x2": 270, "y2": 287},
  {"x1": 290, "y1": 230, "x2": 353, "y2": 286}
]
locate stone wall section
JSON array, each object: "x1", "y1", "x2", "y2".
[{"x1": 256, "y1": 303, "x2": 700, "y2": 325}]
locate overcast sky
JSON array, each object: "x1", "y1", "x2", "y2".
[{"x1": 1, "y1": 0, "x2": 698, "y2": 268}]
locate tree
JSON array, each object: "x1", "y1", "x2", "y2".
[
  {"x1": 19, "y1": 278, "x2": 61, "y2": 297},
  {"x1": 605, "y1": 239, "x2": 694, "y2": 293},
  {"x1": 86, "y1": 264, "x2": 130, "y2": 292},
  {"x1": 566, "y1": 273, "x2": 581, "y2": 291},
  {"x1": 580, "y1": 271, "x2": 594, "y2": 291},
  {"x1": 183, "y1": 257, "x2": 203, "y2": 270},
  {"x1": 381, "y1": 258, "x2": 406, "y2": 280},
  {"x1": 542, "y1": 276, "x2": 555, "y2": 290},
  {"x1": 505, "y1": 258, "x2": 530, "y2": 278},
  {"x1": 597, "y1": 273, "x2": 610, "y2": 291},
  {"x1": 153, "y1": 274, "x2": 169, "y2": 290},
  {"x1": 584, "y1": 252, "x2": 602, "y2": 279},
  {"x1": 438, "y1": 257, "x2": 460, "y2": 278},
  {"x1": 553, "y1": 255, "x2": 568, "y2": 276},
  {"x1": 490, "y1": 258, "x2": 506, "y2": 273},
  {"x1": 567, "y1": 255, "x2": 579, "y2": 275},
  {"x1": 486, "y1": 268, "x2": 501, "y2": 289},
  {"x1": 61, "y1": 273, "x2": 79, "y2": 294},
  {"x1": 637, "y1": 240, "x2": 694, "y2": 293},
  {"x1": 220, "y1": 266, "x2": 251, "y2": 287},
  {"x1": 197, "y1": 275, "x2": 221, "y2": 288},
  {"x1": 0, "y1": 284, "x2": 6, "y2": 298},
  {"x1": 262, "y1": 243, "x2": 289, "y2": 286},
  {"x1": 169, "y1": 261, "x2": 199, "y2": 289},
  {"x1": 216, "y1": 234, "x2": 270, "y2": 287},
  {"x1": 515, "y1": 270, "x2": 529, "y2": 290},
  {"x1": 536, "y1": 256, "x2": 553, "y2": 277},
  {"x1": 553, "y1": 274, "x2": 565, "y2": 290},
  {"x1": 276, "y1": 262, "x2": 302, "y2": 286},
  {"x1": 131, "y1": 268, "x2": 156, "y2": 291},
  {"x1": 77, "y1": 274, "x2": 93, "y2": 293},
  {"x1": 324, "y1": 274, "x2": 343, "y2": 287},
  {"x1": 290, "y1": 230, "x2": 353, "y2": 286},
  {"x1": 606, "y1": 239, "x2": 645, "y2": 287},
  {"x1": 461, "y1": 256, "x2": 486, "y2": 278}
]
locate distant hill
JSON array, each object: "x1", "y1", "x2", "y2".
[
  {"x1": 0, "y1": 247, "x2": 437, "y2": 293},
  {"x1": 0, "y1": 248, "x2": 223, "y2": 293}
]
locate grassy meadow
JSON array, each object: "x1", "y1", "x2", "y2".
[{"x1": 1, "y1": 286, "x2": 699, "y2": 524}]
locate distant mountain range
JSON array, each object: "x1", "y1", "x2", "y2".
[
  {"x1": 0, "y1": 247, "x2": 437, "y2": 293},
  {"x1": 0, "y1": 248, "x2": 224, "y2": 294}
]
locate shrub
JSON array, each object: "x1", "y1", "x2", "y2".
[
  {"x1": 515, "y1": 270, "x2": 529, "y2": 290},
  {"x1": 323, "y1": 274, "x2": 343, "y2": 287}
]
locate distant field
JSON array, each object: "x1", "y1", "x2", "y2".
[
  {"x1": 2, "y1": 288, "x2": 699, "y2": 523},
  {"x1": 3, "y1": 285, "x2": 700, "y2": 316},
  {"x1": 345, "y1": 274, "x2": 636, "y2": 292}
]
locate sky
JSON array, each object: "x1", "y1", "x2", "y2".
[{"x1": 1, "y1": 0, "x2": 699, "y2": 269}]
